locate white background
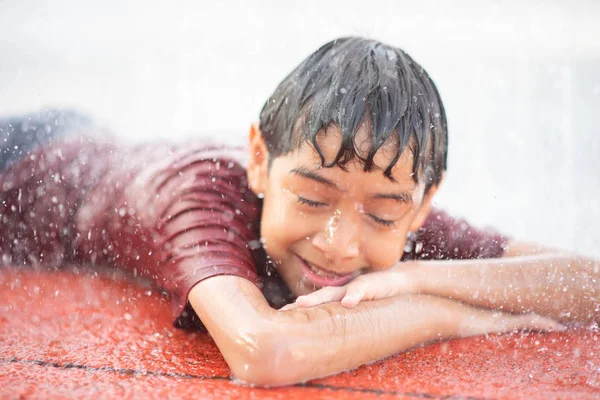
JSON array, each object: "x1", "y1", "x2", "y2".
[{"x1": 1, "y1": 0, "x2": 599, "y2": 256}]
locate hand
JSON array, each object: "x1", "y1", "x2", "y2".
[
  {"x1": 281, "y1": 264, "x2": 418, "y2": 310},
  {"x1": 457, "y1": 308, "x2": 567, "y2": 336}
]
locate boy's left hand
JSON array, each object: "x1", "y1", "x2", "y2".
[{"x1": 281, "y1": 263, "x2": 419, "y2": 310}]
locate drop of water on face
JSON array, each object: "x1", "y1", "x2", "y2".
[{"x1": 327, "y1": 211, "x2": 341, "y2": 240}]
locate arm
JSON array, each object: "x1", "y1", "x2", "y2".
[
  {"x1": 412, "y1": 241, "x2": 600, "y2": 324},
  {"x1": 189, "y1": 275, "x2": 562, "y2": 387}
]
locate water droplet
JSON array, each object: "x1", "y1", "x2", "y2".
[
  {"x1": 223, "y1": 210, "x2": 234, "y2": 222},
  {"x1": 248, "y1": 240, "x2": 261, "y2": 250}
]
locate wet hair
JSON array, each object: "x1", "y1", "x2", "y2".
[{"x1": 259, "y1": 36, "x2": 448, "y2": 192}]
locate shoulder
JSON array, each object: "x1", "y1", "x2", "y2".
[
  {"x1": 77, "y1": 139, "x2": 260, "y2": 234},
  {"x1": 406, "y1": 208, "x2": 510, "y2": 260}
]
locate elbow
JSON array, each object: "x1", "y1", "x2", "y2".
[
  {"x1": 227, "y1": 330, "x2": 304, "y2": 387},
  {"x1": 228, "y1": 350, "x2": 285, "y2": 387}
]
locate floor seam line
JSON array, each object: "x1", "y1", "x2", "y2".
[{"x1": 1, "y1": 356, "x2": 484, "y2": 399}]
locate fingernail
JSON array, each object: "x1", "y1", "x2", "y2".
[{"x1": 341, "y1": 297, "x2": 358, "y2": 308}]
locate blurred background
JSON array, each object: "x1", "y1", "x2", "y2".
[{"x1": 1, "y1": 0, "x2": 599, "y2": 257}]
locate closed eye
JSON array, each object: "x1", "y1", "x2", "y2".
[
  {"x1": 297, "y1": 196, "x2": 327, "y2": 208},
  {"x1": 368, "y1": 214, "x2": 396, "y2": 228},
  {"x1": 297, "y1": 196, "x2": 395, "y2": 227}
]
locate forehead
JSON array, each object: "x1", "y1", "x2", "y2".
[{"x1": 296, "y1": 123, "x2": 417, "y2": 185}]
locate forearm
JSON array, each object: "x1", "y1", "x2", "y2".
[
  {"x1": 269, "y1": 294, "x2": 454, "y2": 383},
  {"x1": 414, "y1": 253, "x2": 600, "y2": 323},
  {"x1": 268, "y1": 293, "x2": 554, "y2": 385}
]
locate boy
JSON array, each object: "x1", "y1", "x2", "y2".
[{"x1": 0, "y1": 37, "x2": 598, "y2": 387}]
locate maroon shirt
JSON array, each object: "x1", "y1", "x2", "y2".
[{"x1": 0, "y1": 136, "x2": 508, "y2": 327}]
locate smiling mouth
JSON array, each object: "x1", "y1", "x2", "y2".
[
  {"x1": 304, "y1": 259, "x2": 340, "y2": 277},
  {"x1": 296, "y1": 255, "x2": 356, "y2": 287}
]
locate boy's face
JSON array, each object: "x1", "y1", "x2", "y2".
[{"x1": 247, "y1": 123, "x2": 439, "y2": 297}]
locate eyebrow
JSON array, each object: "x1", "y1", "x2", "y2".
[
  {"x1": 289, "y1": 167, "x2": 414, "y2": 204},
  {"x1": 290, "y1": 167, "x2": 337, "y2": 188}
]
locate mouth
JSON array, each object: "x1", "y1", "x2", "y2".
[{"x1": 296, "y1": 255, "x2": 356, "y2": 287}]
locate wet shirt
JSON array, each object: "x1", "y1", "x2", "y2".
[{"x1": 0, "y1": 136, "x2": 508, "y2": 327}]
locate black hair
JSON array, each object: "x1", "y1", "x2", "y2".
[{"x1": 259, "y1": 36, "x2": 448, "y2": 192}]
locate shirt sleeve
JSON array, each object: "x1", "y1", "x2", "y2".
[
  {"x1": 0, "y1": 136, "x2": 263, "y2": 328},
  {"x1": 403, "y1": 208, "x2": 510, "y2": 261},
  {"x1": 73, "y1": 142, "x2": 263, "y2": 326}
]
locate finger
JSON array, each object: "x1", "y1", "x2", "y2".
[
  {"x1": 279, "y1": 303, "x2": 298, "y2": 311},
  {"x1": 295, "y1": 286, "x2": 346, "y2": 308},
  {"x1": 481, "y1": 312, "x2": 566, "y2": 336},
  {"x1": 340, "y1": 274, "x2": 384, "y2": 307},
  {"x1": 341, "y1": 285, "x2": 366, "y2": 308},
  {"x1": 511, "y1": 313, "x2": 567, "y2": 333}
]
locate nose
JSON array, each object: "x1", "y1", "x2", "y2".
[{"x1": 311, "y1": 210, "x2": 360, "y2": 265}]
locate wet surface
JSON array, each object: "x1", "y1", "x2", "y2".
[{"x1": 1, "y1": 267, "x2": 599, "y2": 399}]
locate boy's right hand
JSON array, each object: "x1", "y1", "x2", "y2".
[{"x1": 280, "y1": 263, "x2": 418, "y2": 310}]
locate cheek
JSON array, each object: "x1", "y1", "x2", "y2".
[
  {"x1": 259, "y1": 192, "x2": 316, "y2": 259},
  {"x1": 363, "y1": 228, "x2": 410, "y2": 268}
]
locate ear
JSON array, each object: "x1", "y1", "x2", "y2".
[
  {"x1": 408, "y1": 172, "x2": 445, "y2": 232},
  {"x1": 247, "y1": 123, "x2": 270, "y2": 196}
]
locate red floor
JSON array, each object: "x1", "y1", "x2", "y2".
[{"x1": 1, "y1": 267, "x2": 599, "y2": 400}]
